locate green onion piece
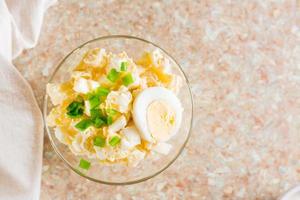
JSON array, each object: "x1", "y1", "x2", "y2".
[
  {"x1": 122, "y1": 73, "x2": 134, "y2": 86},
  {"x1": 107, "y1": 116, "x2": 113, "y2": 125},
  {"x1": 75, "y1": 119, "x2": 93, "y2": 131},
  {"x1": 120, "y1": 62, "x2": 128, "y2": 71},
  {"x1": 93, "y1": 117, "x2": 105, "y2": 128},
  {"x1": 79, "y1": 158, "x2": 91, "y2": 170},
  {"x1": 85, "y1": 92, "x2": 94, "y2": 100},
  {"x1": 66, "y1": 101, "x2": 84, "y2": 118},
  {"x1": 109, "y1": 136, "x2": 121, "y2": 147},
  {"x1": 106, "y1": 108, "x2": 118, "y2": 116},
  {"x1": 95, "y1": 87, "x2": 110, "y2": 96},
  {"x1": 90, "y1": 108, "x2": 103, "y2": 118},
  {"x1": 90, "y1": 108, "x2": 106, "y2": 120},
  {"x1": 93, "y1": 136, "x2": 106, "y2": 147},
  {"x1": 90, "y1": 108, "x2": 108, "y2": 127},
  {"x1": 107, "y1": 69, "x2": 120, "y2": 82},
  {"x1": 89, "y1": 95, "x2": 100, "y2": 109}
]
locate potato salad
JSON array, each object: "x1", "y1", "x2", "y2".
[{"x1": 47, "y1": 48, "x2": 183, "y2": 169}]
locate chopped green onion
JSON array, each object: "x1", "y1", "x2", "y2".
[
  {"x1": 109, "y1": 136, "x2": 121, "y2": 147},
  {"x1": 89, "y1": 95, "x2": 100, "y2": 109},
  {"x1": 85, "y1": 92, "x2": 94, "y2": 100},
  {"x1": 105, "y1": 109, "x2": 116, "y2": 125},
  {"x1": 75, "y1": 119, "x2": 93, "y2": 131},
  {"x1": 66, "y1": 101, "x2": 84, "y2": 118},
  {"x1": 79, "y1": 158, "x2": 91, "y2": 170},
  {"x1": 90, "y1": 108, "x2": 103, "y2": 118},
  {"x1": 95, "y1": 87, "x2": 110, "y2": 96},
  {"x1": 120, "y1": 62, "x2": 128, "y2": 71},
  {"x1": 93, "y1": 136, "x2": 106, "y2": 147},
  {"x1": 122, "y1": 73, "x2": 134, "y2": 86},
  {"x1": 90, "y1": 109, "x2": 99, "y2": 118},
  {"x1": 106, "y1": 116, "x2": 113, "y2": 125},
  {"x1": 93, "y1": 117, "x2": 105, "y2": 128},
  {"x1": 106, "y1": 108, "x2": 118, "y2": 116},
  {"x1": 107, "y1": 69, "x2": 120, "y2": 82},
  {"x1": 90, "y1": 108, "x2": 108, "y2": 127}
]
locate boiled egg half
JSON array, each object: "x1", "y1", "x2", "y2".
[{"x1": 132, "y1": 87, "x2": 183, "y2": 143}]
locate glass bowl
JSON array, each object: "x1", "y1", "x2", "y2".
[{"x1": 43, "y1": 35, "x2": 193, "y2": 185}]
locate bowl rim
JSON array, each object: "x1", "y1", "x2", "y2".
[
  {"x1": 279, "y1": 185, "x2": 300, "y2": 200},
  {"x1": 43, "y1": 34, "x2": 194, "y2": 185}
]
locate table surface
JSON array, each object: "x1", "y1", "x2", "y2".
[{"x1": 13, "y1": 0, "x2": 300, "y2": 199}]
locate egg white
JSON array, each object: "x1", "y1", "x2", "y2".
[
  {"x1": 73, "y1": 77, "x2": 99, "y2": 94},
  {"x1": 106, "y1": 86, "x2": 132, "y2": 113},
  {"x1": 108, "y1": 115, "x2": 127, "y2": 135},
  {"x1": 152, "y1": 142, "x2": 172, "y2": 155},
  {"x1": 120, "y1": 126, "x2": 141, "y2": 150},
  {"x1": 83, "y1": 48, "x2": 106, "y2": 67},
  {"x1": 132, "y1": 87, "x2": 183, "y2": 143}
]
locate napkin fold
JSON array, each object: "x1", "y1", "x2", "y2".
[{"x1": 0, "y1": 0, "x2": 56, "y2": 199}]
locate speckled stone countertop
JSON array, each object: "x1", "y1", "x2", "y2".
[{"x1": 13, "y1": 0, "x2": 300, "y2": 199}]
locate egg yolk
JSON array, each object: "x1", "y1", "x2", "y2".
[{"x1": 146, "y1": 100, "x2": 176, "y2": 141}]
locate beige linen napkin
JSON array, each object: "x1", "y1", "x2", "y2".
[{"x1": 0, "y1": 0, "x2": 56, "y2": 199}]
